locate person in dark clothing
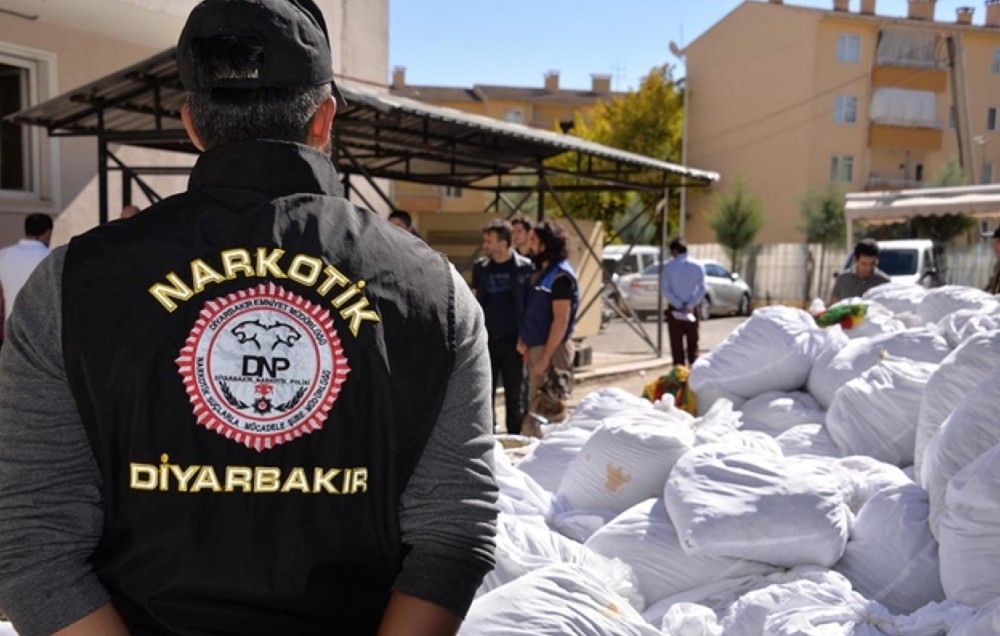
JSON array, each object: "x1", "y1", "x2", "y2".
[
  {"x1": 0, "y1": 1, "x2": 497, "y2": 635},
  {"x1": 510, "y1": 215, "x2": 533, "y2": 257},
  {"x1": 471, "y1": 219, "x2": 533, "y2": 434},
  {"x1": 388, "y1": 209, "x2": 424, "y2": 240}
]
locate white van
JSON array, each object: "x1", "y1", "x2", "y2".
[
  {"x1": 840, "y1": 239, "x2": 945, "y2": 286},
  {"x1": 602, "y1": 245, "x2": 662, "y2": 280}
]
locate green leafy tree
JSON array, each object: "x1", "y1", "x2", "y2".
[
  {"x1": 800, "y1": 184, "x2": 846, "y2": 299},
  {"x1": 926, "y1": 160, "x2": 965, "y2": 187},
  {"x1": 545, "y1": 64, "x2": 684, "y2": 242},
  {"x1": 708, "y1": 178, "x2": 764, "y2": 272}
]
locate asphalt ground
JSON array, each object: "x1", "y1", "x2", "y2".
[{"x1": 493, "y1": 314, "x2": 747, "y2": 432}]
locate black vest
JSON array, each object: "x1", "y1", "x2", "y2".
[{"x1": 62, "y1": 141, "x2": 455, "y2": 635}]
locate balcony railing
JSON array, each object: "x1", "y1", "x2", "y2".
[{"x1": 866, "y1": 175, "x2": 924, "y2": 190}]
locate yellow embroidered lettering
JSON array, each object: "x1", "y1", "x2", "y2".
[
  {"x1": 221, "y1": 249, "x2": 255, "y2": 280},
  {"x1": 148, "y1": 273, "x2": 193, "y2": 312},
  {"x1": 255, "y1": 248, "x2": 287, "y2": 278}
]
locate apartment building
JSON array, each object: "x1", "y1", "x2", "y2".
[
  {"x1": 0, "y1": 0, "x2": 387, "y2": 247},
  {"x1": 683, "y1": 0, "x2": 1000, "y2": 244},
  {"x1": 388, "y1": 69, "x2": 619, "y2": 215}
]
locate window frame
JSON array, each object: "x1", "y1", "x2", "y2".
[
  {"x1": 992, "y1": 49, "x2": 1000, "y2": 75},
  {"x1": 443, "y1": 185, "x2": 463, "y2": 199},
  {"x1": 0, "y1": 52, "x2": 41, "y2": 200},
  {"x1": 831, "y1": 155, "x2": 854, "y2": 183},
  {"x1": 834, "y1": 95, "x2": 858, "y2": 124},
  {"x1": 837, "y1": 34, "x2": 862, "y2": 64},
  {"x1": 988, "y1": 106, "x2": 997, "y2": 132}
]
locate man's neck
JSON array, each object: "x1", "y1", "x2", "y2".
[{"x1": 493, "y1": 248, "x2": 513, "y2": 264}]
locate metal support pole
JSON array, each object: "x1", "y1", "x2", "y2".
[
  {"x1": 656, "y1": 188, "x2": 670, "y2": 358},
  {"x1": 339, "y1": 145, "x2": 399, "y2": 212},
  {"x1": 98, "y1": 136, "x2": 109, "y2": 225}
]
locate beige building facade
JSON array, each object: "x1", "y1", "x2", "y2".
[
  {"x1": 388, "y1": 70, "x2": 618, "y2": 219},
  {"x1": 684, "y1": 0, "x2": 1000, "y2": 244},
  {"x1": 0, "y1": 0, "x2": 388, "y2": 247}
]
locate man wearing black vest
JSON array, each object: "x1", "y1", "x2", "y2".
[
  {"x1": 471, "y1": 218, "x2": 533, "y2": 434},
  {"x1": 0, "y1": 1, "x2": 498, "y2": 634}
]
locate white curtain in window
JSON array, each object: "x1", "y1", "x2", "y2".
[
  {"x1": 876, "y1": 28, "x2": 940, "y2": 67},
  {"x1": 870, "y1": 88, "x2": 938, "y2": 127}
]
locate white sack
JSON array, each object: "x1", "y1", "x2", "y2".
[
  {"x1": 721, "y1": 571, "x2": 864, "y2": 636},
  {"x1": 691, "y1": 398, "x2": 743, "y2": 446},
  {"x1": 862, "y1": 283, "x2": 928, "y2": 316},
  {"x1": 584, "y1": 498, "x2": 774, "y2": 608},
  {"x1": 660, "y1": 603, "x2": 723, "y2": 636},
  {"x1": 938, "y1": 442, "x2": 1000, "y2": 606},
  {"x1": 642, "y1": 566, "x2": 842, "y2": 626},
  {"x1": 914, "y1": 330, "x2": 1000, "y2": 486},
  {"x1": 548, "y1": 508, "x2": 619, "y2": 543},
  {"x1": 554, "y1": 413, "x2": 694, "y2": 516},
  {"x1": 763, "y1": 598, "x2": 971, "y2": 636},
  {"x1": 923, "y1": 368, "x2": 1000, "y2": 539},
  {"x1": 689, "y1": 306, "x2": 824, "y2": 414},
  {"x1": 837, "y1": 455, "x2": 914, "y2": 514},
  {"x1": 664, "y1": 446, "x2": 851, "y2": 567},
  {"x1": 461, "y1": 563, "x2": 660, "y2": 636},
  {"x1": 834, "y1": 484, "x2": 945, "y2": 614},
  {"x1": 568, "y1": 387, "x2": 656, "y2": 428},
  {"x1": 950, "y1": 598, "x2": 1000, "y2": 636},
  {"x1": 825, "y1": 356, "x2": 937, "y2": 466},
  {"x1": 738, "y1": 391, "x2": 826, "y2": 437},
  {"x1": 493, "y1": 443, "x2": 553, "y2": 518},
  {"x1": 806, "y1": 328, "x2": 950, "y2": 409},
  {"x1": 479, "y1": 513, "x2": 644, "y2": 610},
  {"x1": 939, "y1": 308, "x2": 1000, "y2": 348},
  {"x1": 515, "y1": 425, "x2": 592, "y2": 494},
  {"x1": 775, "y1": 424, "x2": 842, "y2": 458},
  {"x1": 917, "y1": 285, "x2": 1000, "y2": 325}
]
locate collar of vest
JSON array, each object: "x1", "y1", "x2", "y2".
[{"x1": 189, "y1": 140, "x2": 345, "y2": 199}]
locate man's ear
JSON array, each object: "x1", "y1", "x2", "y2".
[
  {"x1": 307, "y1": 95, "x2": 337, "y2": 150},
  {"x1": 181, "y1": 103, "x2": 206, "y2": 152}
]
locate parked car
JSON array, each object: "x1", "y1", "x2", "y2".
[
  {"x1": 837, "y1": 239, "x2": 945, "y2": 287},
  {"x1": 618, "y1": 259, "x2": 752, "y2": 320},
  {"x1": 602, "y1": 245, "x2": 663, "y2": 282}
]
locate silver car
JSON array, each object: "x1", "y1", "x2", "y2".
[{"x1": 618, "y1": 259, "x2": 752, "y2": 320}]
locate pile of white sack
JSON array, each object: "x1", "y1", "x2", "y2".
[{"x1": 462, "y1": 284, "x2": 1000, "y2": 636}]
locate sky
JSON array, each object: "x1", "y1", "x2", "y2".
[{"x1": 390, "y1": 0, "x2": 986, "y2": 90}]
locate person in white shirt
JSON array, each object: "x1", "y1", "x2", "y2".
[{"x1": 0, "y1": 214, "x2": 54, "y2": 330}]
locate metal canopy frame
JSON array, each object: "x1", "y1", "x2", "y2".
[{"x1": 7, "y1": 47, "x2": 720, "y2": 357}]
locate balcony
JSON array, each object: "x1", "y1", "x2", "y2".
[
  {"x1": 865, "y1": 175, "x2": 924, "y2": 191},
  {"x1": 868, "y1": 123, "x2": 943, "y2": 151},
  {"x1": 871, "y1": 66, "x2": 948, "y2": 93}
]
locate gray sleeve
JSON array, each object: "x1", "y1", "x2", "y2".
[
  {"x1": 393, "y1": 265, "x2": 499, "y2": 617},
  {"x1": 0, "y1": 248, "x2": 109, "y2": 636}
]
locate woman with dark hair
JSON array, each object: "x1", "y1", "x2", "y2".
[{"x1": 516, "y1": 221, "x2": 579, "y2": 432}]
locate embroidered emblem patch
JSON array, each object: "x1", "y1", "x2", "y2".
[{"x1": 176, "y1": 282, "x2": 350, "y2": 452}]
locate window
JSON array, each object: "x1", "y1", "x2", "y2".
[
  {"x1": 983, "y1": 163, "x2": 995, "y2": 184},
  {"x1": 705, "y1": 263, "x2": 728, "y2": 278},
  {"x1": 444, "y1": 186, "x2": 463, "y2": 198},
  {"x1": 831, "y1": 155, "x2": 854, "y2": 183},
  {"x1": 503, "y1": 108, "x2": 523, "y2": 124},
  {"x1": 837, "y1": 34, "x2": 861, "y2": 63},
  {"x1": 834, "y1": 96, "x2": 857, "y2": 124},
  {"x1": 993, "y1": 49, "x2": 1000, "y2": 75},
  {"x1": 0, "y1": 54, "x2": 38, "y2": 194},
  {"x1": 988, "y1": 107, "x2": 997, "y2": 132},
  {"x1": 949, "y1": 104, "x2": 957, "y2": 130}
]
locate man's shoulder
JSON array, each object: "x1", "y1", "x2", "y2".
[{"x1": 512, "y1": 252, "x2": 533, "y2": 269}]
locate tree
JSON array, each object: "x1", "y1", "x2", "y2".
[
  {"x1": 799, "y1": 184, "x2": 846, "y2": 300},
  {"x1": 708, "y1": 178, "x2": 764, "y2": 272},
  {"x1": 545, "y1": 64, "x2": 684, "y2": 242},
  {"x1": 926, "y1": 160, "x2": 965, "y2": 187}
]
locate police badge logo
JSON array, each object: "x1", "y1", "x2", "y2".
[{"x1": 176, "y1": 282, "x2": 350, "y2": 451}]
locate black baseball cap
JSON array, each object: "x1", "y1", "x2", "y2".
[{"x1": 177, "y1": 0, "x2": 345, "y2": 104}]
